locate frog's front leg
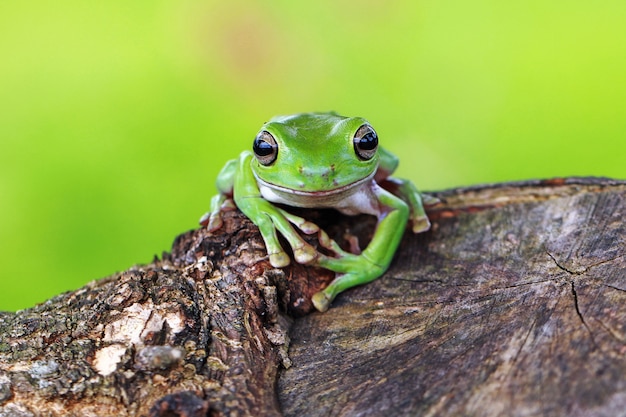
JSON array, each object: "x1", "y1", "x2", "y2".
[
  {"x1": 234, "y1": 152, "x2": 319, "y2": 267},
  {"x1": 311, "y1": 185, "x2": 409, "y2": 312}
]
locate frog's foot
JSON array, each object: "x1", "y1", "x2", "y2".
[
  {"x1": 411, "y1": 214, "x2": 431, "y2": 234},
  {"x1": 311, "y1": 267, "x2": 384, "y2": 312},
  {"x1": 291, "y1": 245, "x2": 317, "y2": 265},
  {"x1": 263, "y1": 236, "x2": 310, "y2": 269},
  {"x1": 199, "y1": 211, "x2": 211, "y2": 228},
  {"x1": 312, "y1": 290, "x2": 333, "y2": 313},
  {"x1": 201, "y1": 195, "x2": 236, "y2": 232},
  {"x1": 317, "y1": 230, "x2": 351, "y2": 257},
  {"x1": 311, "y1": 253, "x2": 385, "y2": 312},
  {"x1": 268, "y1": 251, "x2": 291, "y2": 268},
  {"x1": 266, "y1": 240, "x2": 315, "y2": 268},
  {"x1": 254, "y1": 207, "x2": 319, "y2": 267},
  {"x1": 276, "y1": 208, "x2": 320, "y2": 264}
]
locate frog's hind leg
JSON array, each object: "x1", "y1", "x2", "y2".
[
  {"x1": 312, "y1": 261, "x2": 384, "y2": 312},
  {"x1": 311, "y1": 186, "x2": 409, "y2": 312}
]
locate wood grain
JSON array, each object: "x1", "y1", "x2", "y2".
[{"x1": 279, "y1": 178, "x2": 626, "y2": 416}]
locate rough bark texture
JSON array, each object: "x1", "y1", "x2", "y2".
[{"x1": 1, "y1": 178, "x2": 625, "y2": 417}]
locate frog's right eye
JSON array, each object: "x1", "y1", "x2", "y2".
[
  {"x1": 253, "y1": 131, "x2": 278, "y2": 166},
  {"x1": 353, "y1": 124, "x2": 378, "y2": 161}
]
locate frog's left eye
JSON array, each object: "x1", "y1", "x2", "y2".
[
  {"x1": 353, "y1": 124, "x2": 378, "y2": 161},
  {"x1": 253, "y1": 131, "x2": 278, "y2": 165}
]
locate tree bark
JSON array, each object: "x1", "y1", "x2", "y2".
[{"x1": 1, "y1": 177, "x2": 625, "y2": 417}]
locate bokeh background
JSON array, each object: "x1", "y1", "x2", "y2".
[{"x1": 1, "y1": 1, "x2": 625, "y2": 311}]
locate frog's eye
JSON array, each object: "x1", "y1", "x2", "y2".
[
  {"x1": 353, "y1": 124, "x2": 378, "y2": 161},
  {"x1": 253, "y1": 131, "x2": 278, "y2": 165}
]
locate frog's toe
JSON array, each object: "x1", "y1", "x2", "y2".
[
  {"x1": 293, "y1": 245, "x2": 318, "y2": 264},
  {"x1": 203, "y1": 212, "x2": 223, "y2": 232},
  {"x1": 208, "y1": 219, "x2": 223, "y2": 232},
  {"x1": 199, "y1": 211, "x2": 211, "y2": 227},
  {"x1": 411, "y1": 216, "x2": 431, "y2": 233},
  {"x1": 269, "y1": 252, "x2": 291, "y2": 268},
  {"x1": 221, "y1": 198, "x2": 237, "y2": 211},
  {"x1": 297, "y1": 221, "x2": 320, "y2": 235},
  {"x1": 312, "y1": 291, "x2": 332, "y2": 312},
  {"x1": 421, "y1": 193, "x2": 441, "y2": 206}
]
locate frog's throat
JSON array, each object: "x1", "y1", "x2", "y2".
[{"x1": 253, "y1": 171, "x2": 376, "y2": 209}]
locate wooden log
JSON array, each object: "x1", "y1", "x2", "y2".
[
  {"x1": 0, "y1": 178, "x2": 624, "y2": 416},
  {"x1": 279, "y1": 178, "x2": 626, "y2": 417}
]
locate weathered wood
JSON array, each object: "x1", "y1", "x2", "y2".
[
  {"x1": 0, "y1": 178, "x2": 624, "y2": 416},
  {"x1": 279, "y1": 178, "x2": 626, "y2": 417},
  {"x1": 0, "y1": 213, "x2": 308, "y2": 417}
]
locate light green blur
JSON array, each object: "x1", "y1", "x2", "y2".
[{"x1": 1, "y1": 1, "x2": 625, "y2": 310}]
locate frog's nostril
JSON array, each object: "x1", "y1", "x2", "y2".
[{"x1": 299, "y1": 166, "x2": 333, "y2": 179}]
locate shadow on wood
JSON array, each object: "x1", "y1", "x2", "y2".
[{"x1": 0, "y1": 178, "x2": 624, "y2": 417}]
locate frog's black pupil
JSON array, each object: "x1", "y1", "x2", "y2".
[
  {"x1": 254, "y1": 139, "x2": 273, "y2": 156},
  {"x1": 359, "y1": 131, "x2": 378, "y2": 150}
]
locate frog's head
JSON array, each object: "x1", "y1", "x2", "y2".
[{"x1": 250, "y1": 112, "x2": 379, "y2": 194}]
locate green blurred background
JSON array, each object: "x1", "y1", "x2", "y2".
[{"x1": 1, "y1": 1, "x2": 625, "y2": 311}]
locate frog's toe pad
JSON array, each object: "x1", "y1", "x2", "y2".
[
  {"x1": 206, "y1": 213, "x2": 223, "y2": 232},
  {"x1": 412, "y1": 216, "x2": 431, "y2": 233},
  {"x1": 312, "y1": 291, "x2": 332, "y2": 312},
  {"x1": 298, "y1": 221, "x2": 320, "y2": 235},
  {"x1": 199, "y1": 212, "x2": 211, "y2": 227},
  {"x1": 294, "y1": 245, "x2": 317, "y2": 264},
  {"x1": 269, "y1": 252, "x2": 291, "y2": 268},
  {"x1": 221, "y1": 199, "x2": 236, "y2": 211}
]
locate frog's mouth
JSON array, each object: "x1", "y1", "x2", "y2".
[{"x1": 253, "y1": 171, "x2": 375, "y2": 197}]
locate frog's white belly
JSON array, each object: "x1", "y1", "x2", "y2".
[{"x1": 256, "y1": 174, "x2": 381, "y2": 217}]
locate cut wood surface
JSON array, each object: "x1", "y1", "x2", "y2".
[{"x1": 0, "y1": 177, "x2": 624, "y2": 417}]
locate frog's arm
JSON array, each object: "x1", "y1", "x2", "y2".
[
  {"x1": 375, "y1": 146, "x2": 400, "y2": 180},
  {"x1": 233, "y1": 151, "x2": 319, "y2": 268},
  {"x1": 311, "y1": 185, "x2": 409, "y2": 312}
]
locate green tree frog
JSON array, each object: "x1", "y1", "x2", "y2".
[{"x1": 201, "y1": 112, "x2": 432, "y2": 312}]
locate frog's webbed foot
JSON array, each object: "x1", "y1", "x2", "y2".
[
  {"x1": 253, "y1": 209, "x2": 317, "y2": 268},
  {"x1": 200, "y1": 194, "x2": 236, "y2": 231},
  {"x1": 274, "y1": 207, "x2": 320, "y2": 265},
  {"x1": 316, "y1": 229, "x2": 351, "y2": 257},
  {"x1": 315, "y1": 228, "x2": 361, "y2": 257},
  {"x1": 310, "y1": 252, "x2": 385, "y2": 312},
  {"x1": 311, "y1": 255, "x2": 385, "y2": 312}
]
